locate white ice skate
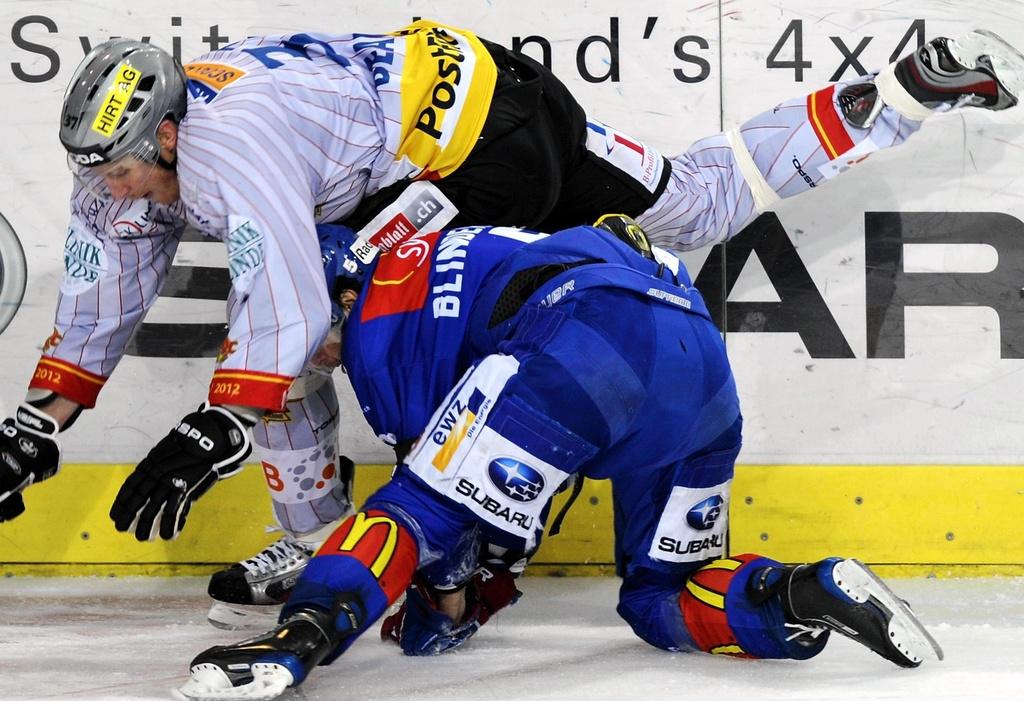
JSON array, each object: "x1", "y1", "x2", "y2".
[
  {"x1": 887, "y1": 28, "x2": 1024, "y2": 113},
  {"x1": 174, "y1": 662, "x2": 293, "y2": 701}
]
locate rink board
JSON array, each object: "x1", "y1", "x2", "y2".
[
  {"x1": 0, "y1": 2, "x2": 1023, "y2": 573},
  {"x1": 1, "y1": 462, "x2": 1021, "y2": 577}
]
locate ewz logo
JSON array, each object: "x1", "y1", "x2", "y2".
[
  {"x1": 487, "y1": 457, "x2": 545, "y2": 503},
  {"x1": 686, "y1": 495, "x2": 724, "y2": 531}
]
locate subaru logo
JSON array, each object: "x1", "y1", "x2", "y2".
[
  {"x1": 487, "y1": 457, "x2": 545, "y2": 503},
  {"x1": 686, "y1": 495, "x2": 724, "y2": 530}
]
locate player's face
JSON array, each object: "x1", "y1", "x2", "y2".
[
  {"x1": 337, "y1": 289, "x2": 359, "y2": 321},
  {"x1": 309, "y1": 290, "x2": 359, "y2": 369},
  {"x1": 92, "y1": 156, "x2": 180, "y2": 204}
]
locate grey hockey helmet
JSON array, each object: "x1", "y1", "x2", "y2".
[{"x1": 59, "y1": 39, "x2": 186, "y2": 168}]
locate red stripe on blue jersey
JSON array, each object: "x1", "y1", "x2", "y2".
[{"x1": 343, "y1": 227, "x2": 528, "y2": 442}]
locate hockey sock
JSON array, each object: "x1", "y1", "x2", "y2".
[
  {"x1": 678, "y1": 553, "x2": 829, "y2": 660},
  {"x1": 282, "y1": 509, "x2": 419, "y2": 662}
]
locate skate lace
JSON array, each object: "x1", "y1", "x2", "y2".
[
  {"x1": 240, "y1": 531, "x2": 311, "y2": 576},
  {"x1": 784, "y1": 622, "x2": 828, "y2": 642}
]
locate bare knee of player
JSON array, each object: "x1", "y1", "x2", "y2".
[{"x1": 253, "y1": 372, "x2": 353, "y2": 539}]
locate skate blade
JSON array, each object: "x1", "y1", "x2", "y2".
[
  {"x1": 208, "y1": 602, "x2": 283, "y2": 631},
  {"x1": 173, "y1": 662, "x2": 293, "y2": 701},
  {"x1": 951, "y1": 29, "x2": 1024, "y2": 103},
  {"x1": 832, "y1": 559, "x2": 945, "y2": 665}
]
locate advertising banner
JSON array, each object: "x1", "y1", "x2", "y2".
[{"x1": 0, "y1": 0, "x2": 1021, "y2": 470}]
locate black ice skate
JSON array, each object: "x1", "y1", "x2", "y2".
[
  {"x1": 894, "y1": 29, "x2": 1023, "y2": 111},
  {"x1": 176, "y1": 602, "x2": 356, "y2": 701},
  {"x1": 752, "y1": 557, "x2": 944, "y2": 667},
  {"x1": 207, "y1": 534, "x2": 317, "y2": 631}
]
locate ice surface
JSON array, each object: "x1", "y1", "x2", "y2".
[{"x1": 1, "y1": 576, "x2": 1022, "y2": 700}]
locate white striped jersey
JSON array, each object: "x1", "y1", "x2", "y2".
[
  {"x1": 636, "y1": 77, "x2": 922, "y2": 252},
  {"x1": 31, "y1": 21, "x2": 498, "y2": 411},
  {"x1": 176, "y1": 22, "x2": 497, "y2": 409},
  {"x1": 29, "y1": 30, "x2": 926, "y2": 412},
  {"x1": 29, "y1": 180, "x2": 186, "y2": 408}
]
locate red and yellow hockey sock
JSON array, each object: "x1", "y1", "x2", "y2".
[
  {"x1": 282, "y1": 509, "x2": 419, "y2": 657},
  {"x1": 679, "y1": 553, "x2": 827, "y2": 660}
]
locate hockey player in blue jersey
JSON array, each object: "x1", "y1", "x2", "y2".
[
  {"x1": 176, "y1": 217, "x2": 942, "y2": 700},
  {"x1": 2, "y1": 23, "x2": 1016, "y2": 635}
]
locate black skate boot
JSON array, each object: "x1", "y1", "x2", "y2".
[
  {"x1": 893, "y1": 30, "x2": 1023, "y2": 111},
  {"x1": 177, "y1": 597, "x2": 364, "y2": 701},
  {"x1": 751, "y1": 558, "x2": 943, "y2": 668},
  {"x1": 207, "y1": 533, "x2": 316, "y2": 631}
]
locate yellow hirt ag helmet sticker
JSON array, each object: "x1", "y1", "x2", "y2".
[{"x1": 91, "y1": 64, "x2": 142, "y2": 137}]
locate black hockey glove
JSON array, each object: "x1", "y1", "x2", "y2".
[
  {"x1": 110, "y1": 403, "x2": 253, "y2": 541},
  {"x1": 0, "y1": 404, "x2": 62, "y2": 522}
]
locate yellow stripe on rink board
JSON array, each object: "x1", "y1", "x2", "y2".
[
  {"x1": 730, "y1": 465, "x2": 1024, "y2": 571},
  {"x1": 1, "y1": 464, "x2": 1022, "y2": 577},
  {"x1": 0, "y1": 464, "x2": 393, "y2": 575}
]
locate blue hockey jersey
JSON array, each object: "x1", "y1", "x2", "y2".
[
  {"x1": 342, "y1": 224, "x2": 709, "y2": 447},
  {"x1": 342, "y1": 226, "x2": 531, "y2": 444}
]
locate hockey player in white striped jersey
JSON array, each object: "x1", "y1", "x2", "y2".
[{"x1": 0, "y1": 20, "x2": 1019, "y2": 630}]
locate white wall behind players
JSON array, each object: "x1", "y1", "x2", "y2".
[{"x1": 0, "y1": 1, "x2": 1021, "y2": 464}]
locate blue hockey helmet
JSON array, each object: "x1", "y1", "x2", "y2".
[{"x1": 318, "y1": 223, "x2": 367, "y2": 323}]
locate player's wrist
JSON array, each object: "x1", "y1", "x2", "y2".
[
  {"x1": 208, "y1": 403, "x2": 261, "y2": 427},
  {"x1": 436, "y1": 588, "x2": 468, "y2": 624},
  {"x1": 23, "y1": 390, "x2": 84, "y2": 432}
]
